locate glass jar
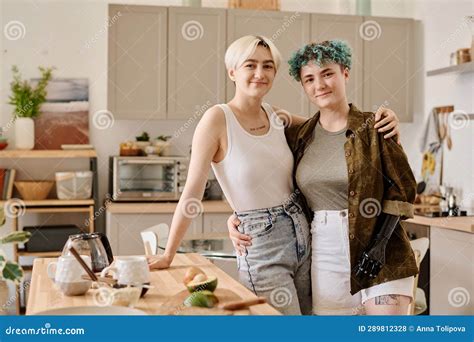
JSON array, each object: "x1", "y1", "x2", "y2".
[{"x1": 468, "y1": 16, "x2": 474, "y2": 59}]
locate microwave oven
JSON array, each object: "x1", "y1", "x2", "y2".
[{"x1": 109, "y1": 156, "x2": 188, "y2": 201}]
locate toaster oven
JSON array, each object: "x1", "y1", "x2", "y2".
[{"x1": 109, "y1": 156, "x2": 188, "y2": 201}]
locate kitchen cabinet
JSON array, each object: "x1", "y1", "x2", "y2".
[
  {"x1": 405, "y1": 215, "x2": 474, "y2": 315},
  {"x1": 105, "y1": 201, "x2": 233, "y2": 256},
  {"x1": 108, "y1": 5, "x2": 167, "y2": 120},
  {"x1": 203, "y1": 213, "x2": 232, "y2": 233},
  {"x1": 167, "y1": 7, "x2": 227, "y2": 119},
  {"x1": 106, "y1": 212, "x2": 203, "y2": 255},
  {"x1": 108, "y1": 5, "x2": 418, "y2": 122},
  {"x1": 429, "y1": 226, "x2": 473, "y2": 315},
  {"x1": 362, "y1": 17, "x2": 415, "y2": 122},
  {"x1": 310, "y1": 14, "x2": 364, "y2": 113},
  {"x1": 227, "y1": 9, "x2": 311, "y2": 116}
]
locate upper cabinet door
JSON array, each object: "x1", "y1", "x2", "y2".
[
  {"x1": 108, "y1": 5, "x2": 167, "y2": 120},
  {"x1": 227, "y1": 9, "x2": 310, "y2": 116},
  {"x1": 310, "y1": 14, "x2": 364, "y2": 113},
  {"x1": 167, "y1": 7, "x2": 226, "y2": 119},
  {"x1": 363, "y1": 17, "x2": 414, "y2": 122}
]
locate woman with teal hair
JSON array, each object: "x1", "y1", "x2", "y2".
[{"x1": 229, "y1": 40, "x2": 418, "y2": 315}]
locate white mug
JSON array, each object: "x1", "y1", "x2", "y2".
[
  {"x1": 100, "y1": 256, "x2": 150, "y2": 286},
  {"x1": 47, "y1": 255, "x2": 92, "y2": 296}
]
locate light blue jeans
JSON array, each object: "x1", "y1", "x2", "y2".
[{"x1": 235, "y1": 199, "x2": 312, "y2": 315}]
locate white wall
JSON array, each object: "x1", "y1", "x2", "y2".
[{"x1": 412, "y1": 0, "x2": 473, "y2": 208}]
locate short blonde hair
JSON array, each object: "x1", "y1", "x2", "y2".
[{"x1": 224, "y1": 35, "x2": 282, "y2": 72}]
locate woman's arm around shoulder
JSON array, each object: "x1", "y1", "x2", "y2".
[{"x1": 377, "y1": 132, "x2": 417, "y2": 220}]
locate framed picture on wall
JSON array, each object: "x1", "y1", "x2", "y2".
[{"x1": 31, "y1": 78, "x2": 89, "y2": 150}]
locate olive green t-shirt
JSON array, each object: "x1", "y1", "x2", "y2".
[{"x1": 295, "y1": 122, "x2": 348, "y2": 211}]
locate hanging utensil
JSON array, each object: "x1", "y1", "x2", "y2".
[
  {"x1": 446, "y1": 112, "x2": 453, "y2": 150},
  {"x1": 439, "y1": 110, "x2": 446, "y2": 140}
]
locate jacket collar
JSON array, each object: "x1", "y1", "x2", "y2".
[
  {"x1": 305, "y1": 103, "x2": 371, "y2": 144},
  {"x1": 346, "y1": 104, "x2": 372, "y2": 144}
]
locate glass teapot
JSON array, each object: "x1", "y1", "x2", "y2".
[{"x1": 62, "y1": 233, "x2": 114, "y2": 273}]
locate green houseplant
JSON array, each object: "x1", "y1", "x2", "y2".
[
  {"x1": 135, "y1": 132, "x2": 151, "y2": 155},
  {"x1": 8, "y1": 65, "x2": 54, "y2": 150},
  {"x1": 135, "y1": 131, "x2": 150, "y2": 142},
  {"x1": 0, "y1": 208, "x2": 31, "y2": 314}
]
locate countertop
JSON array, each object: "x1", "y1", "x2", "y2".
[
  {"x1": 407, "y1": 204, "x2": 474, "y2": 233},
  {"x1": 406, "y1": 215, "x2": 473, "y2": 234},
  {"x1": 106, "y1": 200, "x2": 232, "y2": 214},
  {"x1": 27, "y1": 253, "x2": 279, "y2": 315},
  {"x1": 106, "y1": 201, "x2": 473, "y2": 233}
]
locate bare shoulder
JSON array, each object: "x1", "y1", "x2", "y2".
[
  {"x1": 197, "y1": 105, "x2": 226, "y2": 133},
  {"x1": 200, "y1": 105, "x2": 225, "y2": 123}
]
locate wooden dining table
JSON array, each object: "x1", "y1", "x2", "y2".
[{"x1": 26, "y1": 253, "x2": 280, "y2": 315}]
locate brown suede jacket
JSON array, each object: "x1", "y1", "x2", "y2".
[{"x1": 285, "y1": 104, "x2": 419, "y2": 294}]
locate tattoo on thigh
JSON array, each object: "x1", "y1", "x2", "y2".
[{"x1": 375, "y1": 295, "x2": 400, "y2": 306}]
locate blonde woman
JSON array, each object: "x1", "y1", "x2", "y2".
[{"x1": 148, "y1": 36, "x2": 401, "y2": 315}]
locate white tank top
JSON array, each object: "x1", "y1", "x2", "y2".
[{"x1": 211, "y1": 103, "x2": 294, "y2": 212}]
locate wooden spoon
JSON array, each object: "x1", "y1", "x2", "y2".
[
  {"x1": 218, "y1": 297, "x2": 267, "y2": 311},
  {"x1": 446, "y1": 112, "x2": 453, "y2": 150},
  {"x1": 439, "y1": 112, "x2": 446, "y2": 140}
]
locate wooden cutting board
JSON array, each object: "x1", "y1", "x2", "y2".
[{"x1": 157, "y1": 288, "x2": 251, "y2": 315}]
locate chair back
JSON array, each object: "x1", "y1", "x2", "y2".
[
  {"x1": 140, "y1": 223, "x2": 170, "y2": 256},
  {"x1": 407, "y1": 237, "x2": 429, "y2": 315}
]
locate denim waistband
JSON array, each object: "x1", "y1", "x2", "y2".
[
  {"x1": 235, "y1": 195, "x2": 309, "y2": 264},
  {"x1": 235, "y1": 198, "x2": 303, "y2": 218}
]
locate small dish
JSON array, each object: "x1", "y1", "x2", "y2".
[{"x1": 94, "y1": 286, "x2": 142, "y2": 308}]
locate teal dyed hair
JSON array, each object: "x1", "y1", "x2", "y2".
[{"x1": 288, "y1": 40, "x2": 352, "y2": 81}]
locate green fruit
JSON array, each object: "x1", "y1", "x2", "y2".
[
  {"x1": 184, "y1": 290, "x2": 219, "y2": 308},
  {"x1": 186, "y1": 275, "x2": 218, "y2": 293}
]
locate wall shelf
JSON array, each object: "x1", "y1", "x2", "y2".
[
  {"x1": 0, "y1": 149, "x2": 97, "y2": 159},
  {"x1": 0, "y1": 199, "x2": 94, "y2": 207},
  {"x1": 17, "y1": 250, "x2": 62, "y2": 257},
  {"x1": 427, "y1": 61, "x2": 474, "y2": 77}
]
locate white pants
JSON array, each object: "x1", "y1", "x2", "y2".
[{"x1": 311, "y1": 209, "x2": 414, "y2": 315}]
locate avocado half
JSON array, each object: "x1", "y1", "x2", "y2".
[
  {"x1": 186, "y1": 275, "x2": 218, "y2": 293},
  {"x1": 183, "y1": 290, "x2": 219, "y2": 308}
]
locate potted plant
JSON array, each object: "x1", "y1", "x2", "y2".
[
  {"x1": 135, "y1": 131, "x2": 151, "y2": 155},
  {"x1": 153, "y1": 135, "x2": 172, "y2": 156},
  {"x1": 0, "y1": 129, "x2": 8, "y2": 151},
  {"x1": 8, "y1": 65, "x2": 54, "y2": 150},
  {"x1": 0, "y1": 208, "x2": 31, "y2": 315}
]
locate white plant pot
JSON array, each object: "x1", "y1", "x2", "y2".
[
  {"x1": 15, "y1": 117, "x2": 35, "y2": 150},
  {"x1": 153, "y1": 141, "x2": 171, "y2": 156}
]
